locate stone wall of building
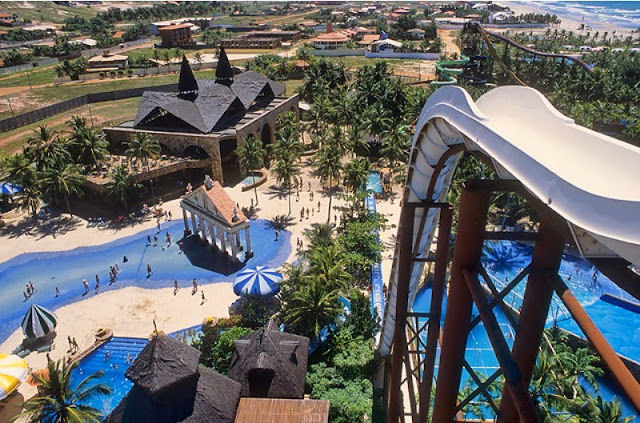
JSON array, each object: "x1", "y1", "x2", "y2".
[
  {"x1": 104, "y1": 128, "x2": 224, "y2": 182},
  {"x1": 104, "y1": 94, "x2": 299, "y2": 185},
  {"x1": 236, "y1": 94, "x2": 300, "y2": 148}
]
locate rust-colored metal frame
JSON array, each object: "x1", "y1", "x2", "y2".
[{"x1": 386, "y1": 178, "x2": 640, "y2": 423}]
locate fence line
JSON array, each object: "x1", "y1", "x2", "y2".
[
  {"x1": 0, "y1": 58, "x2": 59, "y2": 75},
  {"x1": 0, "y1": 83, "x2": 176, "y2": 133}
]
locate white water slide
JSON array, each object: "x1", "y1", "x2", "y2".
[{"x1": 379, "y1": 86, "x2": 640, "y2": 355}]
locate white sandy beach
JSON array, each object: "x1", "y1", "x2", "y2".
[
  {"x1": 508, "y1": 1, "x2": 636, "y2": 36},
  {"x1": 0, "y1": 158, "x2": 401, "y2": 421}
]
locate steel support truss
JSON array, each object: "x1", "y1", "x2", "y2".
[{"x1": 386, "y1": 179, "x2": 640, "y2": 423}]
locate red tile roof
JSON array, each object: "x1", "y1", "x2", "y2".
[{"x1": 201, "y1": 182, "x2": 247, "y2": 227}]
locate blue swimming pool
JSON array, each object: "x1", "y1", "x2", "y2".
[
  {"x1": 366, "y1": 171, "x2": 383, "y2": 194},
  {"x1": 412, "y1": 240, "x2": 640, "y2": 419},
  {"x1": 70, "y1": 337, "x2": 147, "y2": 419},
  {"x1": 240, "y1": 175, "x2": 259, "y2": 186},
  {"x1": 0, "y1": 219, "x2": 291, "y2": 343}
]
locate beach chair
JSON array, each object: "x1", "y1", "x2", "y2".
[
  {"x1": 86, "y1": 218, "x2": 94, "y2": 228},
  {"x1": 16, "y1": 349, "x2": 30, "y2": 358}
]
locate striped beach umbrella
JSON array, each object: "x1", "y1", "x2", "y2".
[
  {"x1": 0, "y1": 353, "x2": 28, "y2": 400},
  {"x1": 233, "y1": 266, "x2": 283, "y2": 297},
  {"x1": 0, "y1": 182, "x2": 22, "y2": 195},
  {"x1": 21, "y1": 304, "x2": 58, "y2": 339}
]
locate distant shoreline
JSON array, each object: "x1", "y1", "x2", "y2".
[{"x1": 508, "y1": 1, "x2": 636, "y2": 36}]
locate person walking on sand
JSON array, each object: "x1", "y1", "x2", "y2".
[
  {"x1": 173, "y1": 280, "x2": 179, "y2": 295},
  {"x1": 317, "y1": 201, "x2": 320, "y2": 212},
  {"x1": 192, "y1": 279, "x2": 198, "y2": 295},
  {"x1": 68, "y1": 336, "x2": 73, "y2": 352},
  {"x1": 147, "y1": 264, "x2": 153, "y2": 277},
  {"x1": 310, "y1": 191, "x2": 314, "y2": 201},
  {"x1": 201, "y1": 290, "x2": 206, "y2": 304},
  {"x1": 168, "y1": 211, "x2": 172, "y2": 221},
  {"x1": 72, "y1": 338, "x2": 79, "y2": 353}
]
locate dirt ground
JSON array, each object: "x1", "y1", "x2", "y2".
[{"x1": 438, "y1": 29, "x2": 461, "y2": 56}]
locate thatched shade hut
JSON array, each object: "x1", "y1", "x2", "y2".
[
  {"x1": 228, "y1": 320, "x2": 309, "y2": 399},
  {"x1": 105, "y1": 335, "x2": 241, "y2": 423}
]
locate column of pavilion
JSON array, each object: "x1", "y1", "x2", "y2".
[{"x1": 181, "y1": 207, "x2": 252, "y2": 260}]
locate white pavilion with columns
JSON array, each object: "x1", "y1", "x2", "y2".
[{"x1": 180, "y1": 176, "x2": 253, "y2": 261}]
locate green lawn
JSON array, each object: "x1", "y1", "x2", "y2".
[
  {"x1": 283, "y1": 79, "x2": 304, "y2": 96},
  {"x1": 0, "y1": 97, "x2": 141, "y2": 155},
  {"x1": 2, "y1": 1, "x2": 98, "y2": 24},
  {"x1": 0, "y1": 65, "x2": 59, "y2": 89}
]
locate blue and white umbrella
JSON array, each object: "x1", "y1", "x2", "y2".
[
  {"x1": 0, "y1": 183, "x2": 22, "y2": 195},
  {"x1": 233, "y1": 266, "x2": 283, "y2": 297},
  {"x1": 21, "y1": 304, "x2": 58, "y2": 339}
]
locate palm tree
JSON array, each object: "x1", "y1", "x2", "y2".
[
  {"x1": 17, "y1": 183, "x2": 42, "y2": 218},
  {"x1": 69, "y1": 126, "x2": 109, "y2": 169},
  {"x1": 2, "y1": 153, "x2": 34, "y2": 187},
  {"x1": 193, "y1": 51, "x2": 203, "y2": 70},
  {"x1": 343, "y1": 157, "x2": 372, "y2": 193},
  {"x1": 25, "y1": 126, "x2": 70, "y2": 171},
  {"x1": 236, "y1": 134, "x2": 267, "y2": 205},
  {"x1": 273, "y1": 150, "x2": 301, "y2": 215},
  {"x1": 592, "y1": 396, "x2": 633, "y2": 423},
  {"x1": 381, "y1": 124, "x2": 412, "y2": 168},
  {"x1": 123, "y1": 133, "x2": 161, "y2": 201},
  {"x1": 313, "y1": 141, "x2": 343, "y2": 222},
  {"x1": 307, "y1": 244, "x2": 352, "y2": 290},
  {"x1": 105, "y1": 165, "x2": 142, "y2": 211},
  {"x1": 40, "y1": 157, "x2": 85, "y2": 216},
  {"x1": 283, "y1": 277, "x2": 343, "y2": 339},
  {"x1": 303, "y1": 222, "x2": 335, "y2": 251},
  {"x1": 11, "y1": 358, "x2": 110, "y2": 423},
  {"x1": 363, "y1": 103, "x2": 393, "y2": 145}
]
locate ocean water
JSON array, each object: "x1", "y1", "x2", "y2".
[{"x1": 518, "y1": 1, "x2": 640, "y2": 29}]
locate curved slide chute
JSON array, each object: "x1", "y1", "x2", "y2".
[
  {"x1": 431, "y1": 55, "x2": 487, "y2": 86},
  {"x1": 379, "y1": 85, "x2": 640, "y2": 355}
]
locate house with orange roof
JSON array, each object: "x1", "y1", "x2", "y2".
[{"x1": 180, "y1": 175, "x2": 252, "y2": 261}]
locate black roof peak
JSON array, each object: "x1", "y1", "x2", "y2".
[
  {"x1": 216, "y1": 46, "x2": 233, "y2": 86},
  {"x1": 178, "y1": 55, "x2": 198, "y2": 98}
]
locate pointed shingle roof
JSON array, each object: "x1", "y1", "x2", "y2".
[
  {"x1": 215, "y1": 46, "x2": 234, "y2": 84},
  {"x1": 178, "y1": 55, "x2": 199, "y2": 96},
  {"x1": 125, "y1": 335, "x2": 201, "y2": 397},
  {"x1": 133, "y1": 59, "x2": 286, "y2": 134},
  {"x1": 228, "y1": 320, "x2": 309, "y2": 399},
  {"x1": 106, "y1": 335, "x2": 242, "y2": 423}
]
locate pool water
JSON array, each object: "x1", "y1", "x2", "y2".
[
  {"x1": 412, "y1": 240, "x2": 640, "y2": 419},
  {"x1": 70, "y1": 337, "x2": 148, "y2": 419},
  {"x1": 366, "y1": 172, "x2": 383, "y2": 194},
  {"x1": 240, "y1": 175, "x2": 259, "y2": 186},
  {"x1": 0, "y1": 219, "x2": 291, "y2": 343}
]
